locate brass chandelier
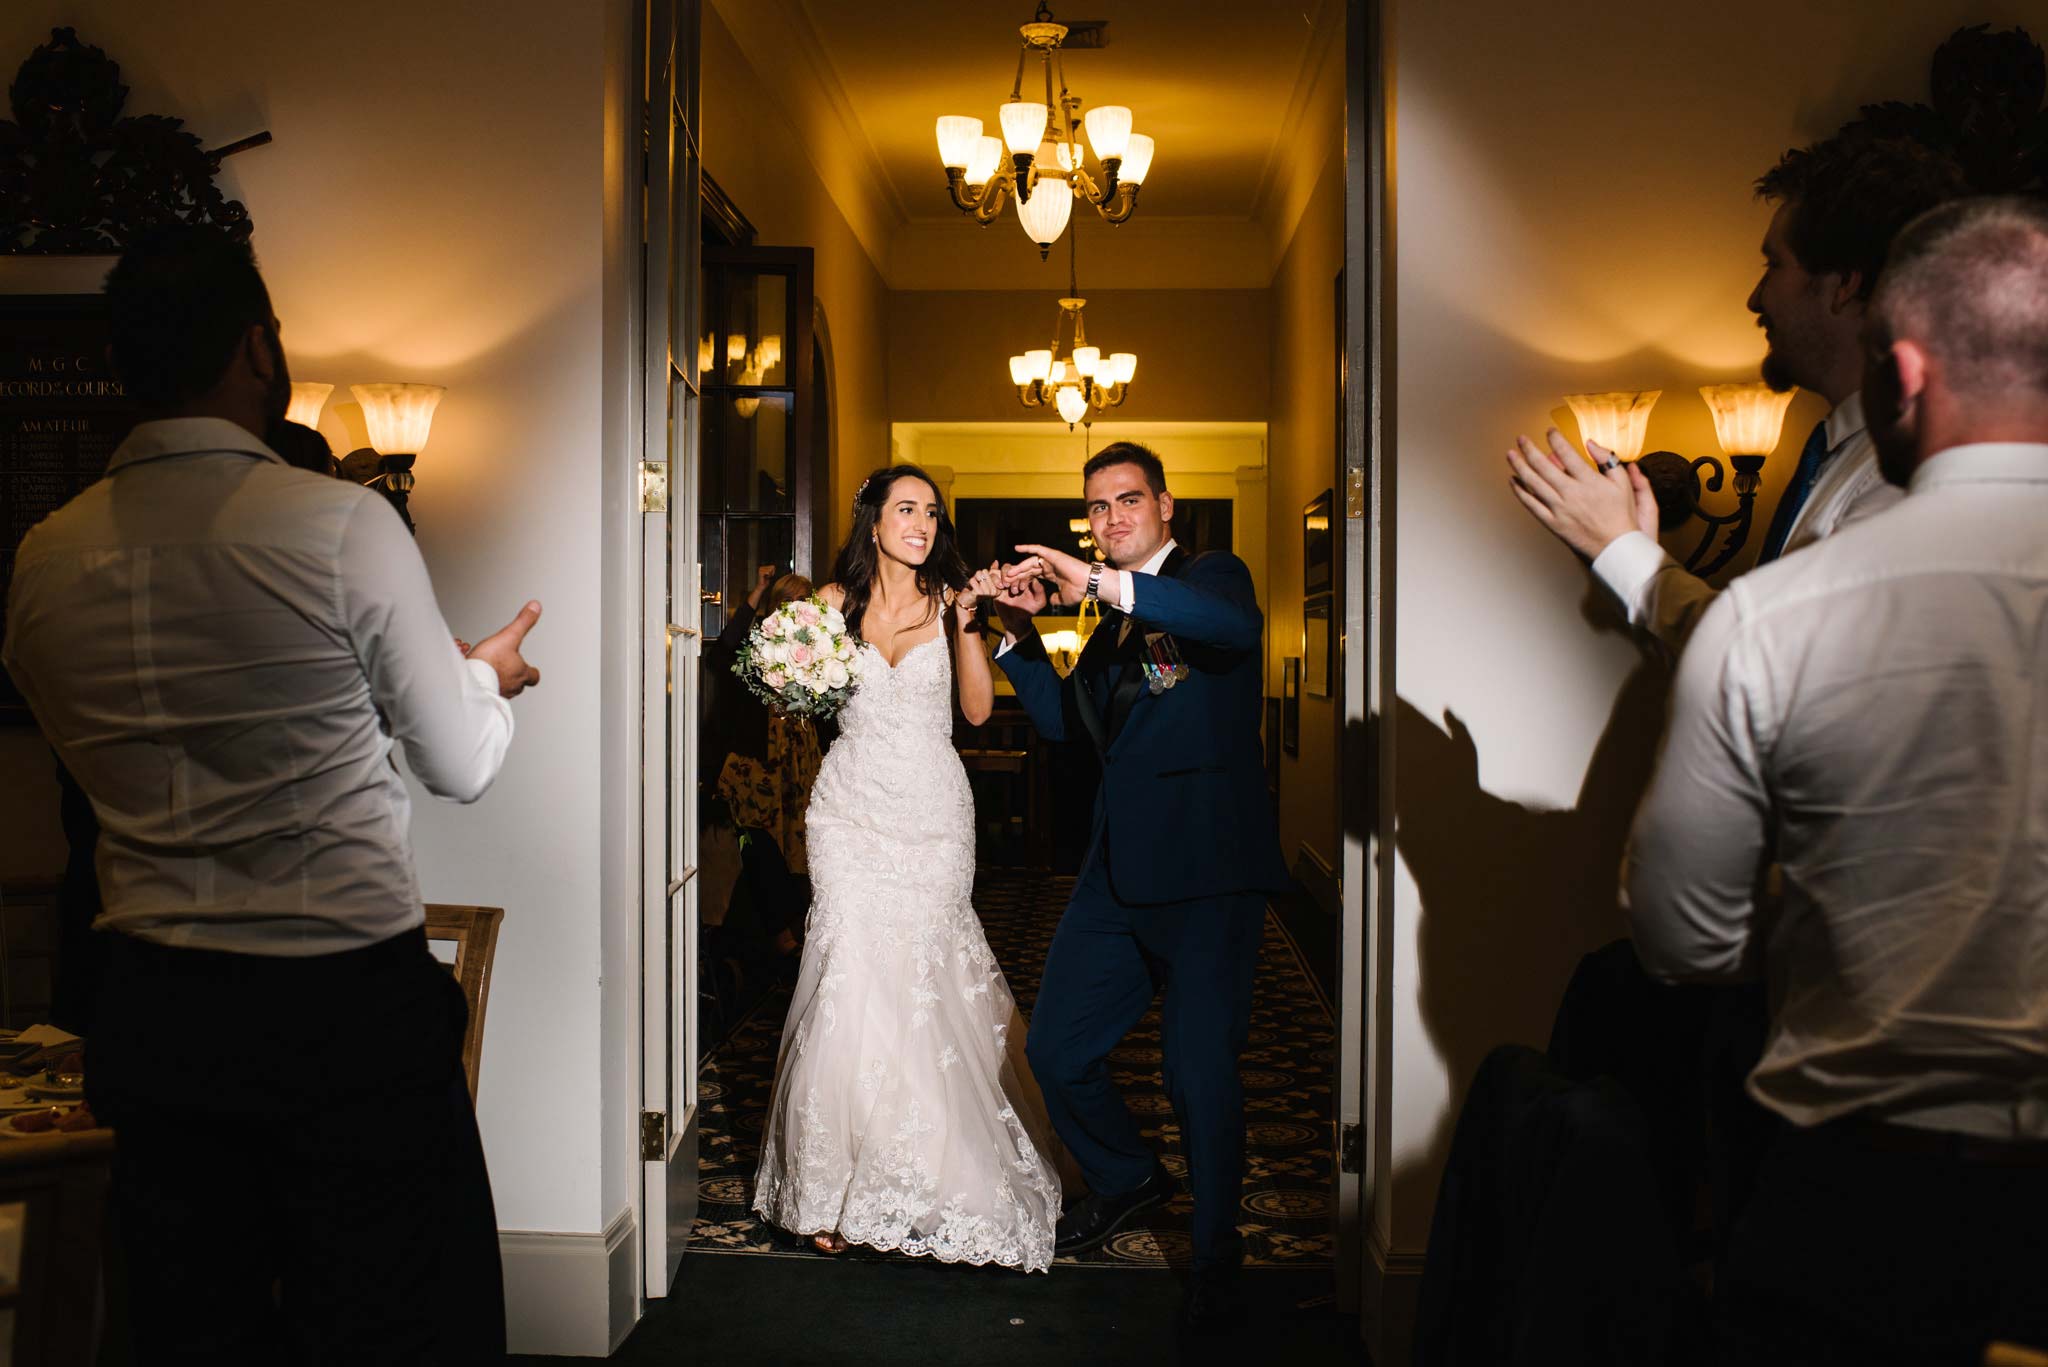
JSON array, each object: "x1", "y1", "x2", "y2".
[
  {"x1": 934, "y1": 2, "x2": 1155, "y2": 259},
  {"x1": 1007, "y1": 229, "x2": 1134, "y2": 427}
]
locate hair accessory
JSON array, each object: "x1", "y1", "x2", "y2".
[{"x1": 851, "y1": 474, "x2": 876, "y2": 515}]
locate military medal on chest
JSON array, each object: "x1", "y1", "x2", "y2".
[{"x1": 1140, "y1": 631, "x2": 1188, "y2": 694}]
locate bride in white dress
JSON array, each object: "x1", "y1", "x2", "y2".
[{"x1": 752, "y1": 464, "x2": 1063, "y2": 1271}]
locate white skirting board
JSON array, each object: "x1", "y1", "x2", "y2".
[{"x1": 499, "y1": 1205, "x2": 640, "y2": 1357}]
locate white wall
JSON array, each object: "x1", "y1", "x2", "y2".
[
  {"x1": 1381, "y1": 0, "x2": 2042, "y2": 1289},
  {"x1": 0, "y1": 3, "x2": 637, "y2": 1349}
]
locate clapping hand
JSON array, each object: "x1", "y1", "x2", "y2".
[
  {"x1": 467, "y1": 600, "x2": 544, "y2": 699},
  {"x1": 1505, "y1": 428, "x2": 1658, "y2": 563}
]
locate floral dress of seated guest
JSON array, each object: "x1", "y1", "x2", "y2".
[{"x1": 751, "y1": 610, "x2": 1062, "y2": 1271}]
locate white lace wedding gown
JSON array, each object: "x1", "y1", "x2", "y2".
[{"x1": 751, "y1": 632, "x2": 1062, "y2": 1271}]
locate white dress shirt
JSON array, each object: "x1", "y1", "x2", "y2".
[
  {"x1": 3, "y1": 418, "x2": 512, "y2": 956},
  {"x1": 1591, "y1": 392, "x2": 1903, "y2": 651},
  {"x1": 1625, "y1": 442, "x2": 2048, "y2": 1139}
]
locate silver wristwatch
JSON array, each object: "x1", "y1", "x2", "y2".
[{"x1": 1084, "y1": 562, "x2": 1104, "y2": 602}]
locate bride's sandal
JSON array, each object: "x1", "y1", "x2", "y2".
[{"x1": 812, "y1": 1232, "x2": 848, "y2": 1255}]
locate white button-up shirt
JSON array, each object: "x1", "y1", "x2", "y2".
[
  {"x1": 3, "y1": 418, "x2": 512, "y2": 956},
  {"x1": 1626, "y1": 442, "x2": 2048, "y2": 1139},
  {"x1": 1591, "y1": 391, "x2": 1903, "y2": 651}
]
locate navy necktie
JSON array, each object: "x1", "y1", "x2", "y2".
[{"x1": 1755, "y1": 419, "x2": 1833, "y2": 564}]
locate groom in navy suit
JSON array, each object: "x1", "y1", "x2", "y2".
[{"x1": 991, "y1": 442, "x2": 1289, "y2": 1329}]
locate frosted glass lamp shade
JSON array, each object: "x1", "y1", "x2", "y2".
[
  {"x1": 936, "y1": 115, "x2": 983, "y2": 169},
  {"x1": 1563, "y1": 389, "x2": 1661, "y2": 464},
  {"x1": 1048, "y1": 358, "x2": 1070, "y2": 386},
  {"x1": 1008, "y1": 355, "x2": 1033, "y2": 385},
  {"x1": 1109, "y1": 352, "x2": 1137, "y2": 384},
  {"x1": 1072, "y1": 346, "x2": 1101, "y2": 378},
  {"x1": 1083, "y1": 105, "x2": 1133, "y2": 162},
  {"x1": 1120, "y1": 134, "x2": 1155, "y2": 185},
  {"x1": 1017, "y1": 174, "x2": 1073, "y2": 248},
  {"x1": 965, "y1": 135, "x2": 1004, "y2": 187},
  {"x1": 350, "y1": 383, "x2": 445, "y2": 454},
  {"x1": 1024, "y1": 349, "x2": 1053, "y2": 382},
  {"x1": 1053, "y1": 140, "x2": 1079, "y2": 172},
  {"x1": 1699, "y1": 381, "x2": 1797, "y2": 456},
  {"x1": 1055, "y1": 386, "x2": 1089, "y2": 424},
  {"x1": 285, "y1": 382, "x2": 332, "y2": 429},
  {"x1": 999, "y1": 100, "x2": 1049, "y2": 155}
]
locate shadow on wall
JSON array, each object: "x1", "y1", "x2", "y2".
[{"x1": 1346, "y1": 609, "x2": 1676, "y2": 1224}]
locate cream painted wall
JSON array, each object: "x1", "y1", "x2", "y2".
[
  {"x1": 1266, "y1": 147, "x2": 1347, "y2": 879},
  {"x1": 700, "y1": 5, "x2": 893, "y2": 553},
  {"x1": 0, "y1": 0, "x2": 632, "y2": 1271},
  {"x1": 887, "y1": 286, "x2": 1269, "y2": 426},
  {"x1": 1380, "y1": 0, "x2": 2044, "y2": 1272}
]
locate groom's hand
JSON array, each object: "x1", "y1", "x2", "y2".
[{"x1": 1010, "y1": 543, "x2": 1093, "y2": 606}]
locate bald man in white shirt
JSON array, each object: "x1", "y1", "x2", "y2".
[
  {"x1": 4, "y1": 227, "x2": 540, "y2": 1363},
  {"x1": 1629, "y1": 196, "x2": 2048, "y2": 1365}
]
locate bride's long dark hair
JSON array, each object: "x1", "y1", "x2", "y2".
[{"x1": 831, "y1": 463, "x2": 968, "y2": 640}]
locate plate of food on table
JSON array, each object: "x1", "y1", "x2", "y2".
[{"x1": 0, "y1": 1102, "x2": 99, "y2": 1138}]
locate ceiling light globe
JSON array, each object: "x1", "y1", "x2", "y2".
[
  {"x1": 999, "y1": 100, "x2": 1049, "y2": 155},
  {"x1": 965, "y1": 135, "x2": 1004, "y2": 187},
  {"x1": 936, "y1": 116, "x2": 983, "y2": 169},
  {"x1": 1120, "y1": 134, "x2": 1155, "y2": 185},
  {"x1": 1016, "y1": 174, "x2": 1073, "y2": 249},
  {"x1": 1083, "y1": 105, "x2": 1133, "y2": 162},
  {"x1": 1110, "y1": 353, "x2": 1137, "y2": 384},
  {"x1": 1008, "y1": 355, "x2": 1033, "y2": 386},
  {"x1": 1072, "y1": 346, "x2": 1100, "y2": 378},
  {"x1": 1056, "y1": 386, "x2": 1089, "y2": 424},
  {"x1": 1024, "y1": 349, "x2": 1053, "y2": 381}
]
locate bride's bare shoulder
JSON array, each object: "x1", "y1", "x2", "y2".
[{"x1": 819, "y1": 583, "x2": 847, "y2": 610}]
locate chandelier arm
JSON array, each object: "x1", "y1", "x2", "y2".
[
  {"x1": 1096, "y1": 185, "x2": 1140, "y2": 225},
  {"x1": 970, "y1": 174, "x2": 1014, "y2": 224},
  {"x1": 1070, "y1": 165, "x2": 1105, "y2": 205},
  {"x1": 1010, "y1": 44, "x2": 1029, "y2": 101},
  {"x1": 945, "y1": 170, "x2": 985, "y2": 215},
  {"x1": 1043, "y1": 43, "x2": 1057, "y2": 129}
]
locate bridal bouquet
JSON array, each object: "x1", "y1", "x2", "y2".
[{"x1": 732, "y1": 594, "x2": 864, "y2": 719}]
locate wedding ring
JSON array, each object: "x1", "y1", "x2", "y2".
[{"x1": 1599, "y1": 458, "x2": 1617, "y2": 472}]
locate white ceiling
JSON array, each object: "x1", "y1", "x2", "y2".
[
  {"x1": 800, "y1": 0, "x2": 1332, "y2": 225},
  {"x1": 714, "y1": 0, "x2": 1344, "y2": 288}
]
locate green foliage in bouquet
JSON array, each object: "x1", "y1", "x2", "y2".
[{"x1": 730, "y1": 594, "x2": 865, "y2": 720}]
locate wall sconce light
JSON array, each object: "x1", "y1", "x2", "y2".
[
  {"x1": 340, "y1": 382, "x2": 445, "y2": 534},
  {"x1": 286, "y1": 381, "x2": 333, "y2": 430},
  {"x1": 1565, "y1": 382, "x2": 1796, "y2": 576}
]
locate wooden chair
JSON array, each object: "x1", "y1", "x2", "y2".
[
  {"x1": 423, "y1": 905, "x2": 504, "y2": 1102},
  {"x1": 0, "y1": 1128, "x2": 115, "y2": 1366}
]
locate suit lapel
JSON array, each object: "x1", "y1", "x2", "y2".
[{"x1": 1070, "y1": 613, "x2": 1120, "y2": 754}]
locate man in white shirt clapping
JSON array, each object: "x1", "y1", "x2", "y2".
[
  {"x1": 3, "y1": 227, "x2": 541, "y2": 1362},
  {"x1": 1628, "y1": 196, "x2": 2048, "y2": 1364}
]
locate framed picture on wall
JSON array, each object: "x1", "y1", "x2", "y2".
[
  {"x1": 1303, "y1": 487, "x2": 1333, "y2": 597},
  {"x1": 1282, "y1": 657, "x2": 1301, "y2": 756},
  {"x1": 1304, "y1": 594, "x2": 1333, "y2": 699}
]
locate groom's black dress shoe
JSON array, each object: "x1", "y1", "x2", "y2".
[
  {"x1": 1180, "y1": 1235, "x2": 1246, "y2": 1335},
  {"x1": 1053, "y1": 1162, "x2": 1176, "y2": 1257}
]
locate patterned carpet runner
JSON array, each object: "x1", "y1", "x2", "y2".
[{"x1": 690, "y1": 870, "x2": 1336, "y2": 1268}]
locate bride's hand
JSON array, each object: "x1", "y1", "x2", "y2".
[{"x1": 956, "y1": 564, "x2": 1004, "y2": 626}]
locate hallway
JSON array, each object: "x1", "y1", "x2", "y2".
[{"x1": 530, "y1": 869, "x2": 1355, "y2": 1361}]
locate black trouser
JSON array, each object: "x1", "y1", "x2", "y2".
[
  {"x1": 1715, "y1": 1119, "x2": 2048, "y2": 1366},
  {"x1": 90, "y1": 928, "x2": 505, "y2": 1365},
  {"x1": 1023, "y1": 855, "x2": 1265, "y2": 1270}
]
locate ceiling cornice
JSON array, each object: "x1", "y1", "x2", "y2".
[
  {"x1": 709, "y1": 0, "x2": 908, "y2": 270},
  {"x1": 1244, "y1": 0, "x2": 1344, "y2": 259}
]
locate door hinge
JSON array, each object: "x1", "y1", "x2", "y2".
[
  {"x1": 640, "y1": 460, "x2": 669, "y2": 513},
  {"x1": 1339, "y1": 1122, "x2": 1364, "y2": 1174},
  {"x1": 641, "y1": 1110, "x2": 667, "y2": 1161}
]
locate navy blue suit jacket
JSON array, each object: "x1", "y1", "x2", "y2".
[{"x1": 997, "y1": 548, "x2": 1289, "y2": 906}]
